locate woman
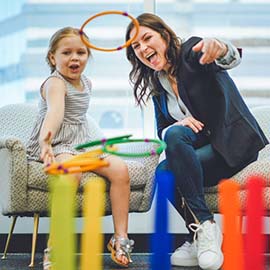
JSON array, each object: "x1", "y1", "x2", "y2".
[{"x1": 125, "y1": 13, "x2": 268, "y2": 270}]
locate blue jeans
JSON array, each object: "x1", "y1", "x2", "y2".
[{"x1": 156, "y1": 125, "x2": 257, "y2": 240}]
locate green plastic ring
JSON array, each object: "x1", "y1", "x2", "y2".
[
  {"x1": 102, "y1": 138, "x2": 167, "y2": 157},
  {"x1": 75, "y1": 134, "x2": 132, "y2": 150}
]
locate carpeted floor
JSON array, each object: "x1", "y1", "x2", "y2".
[
  {"x1": 0, "y1": 253, "x2": 269, "y2": 270},
  {"x1": 0, "y1": 253, "x2": 203, "y2": 270}
]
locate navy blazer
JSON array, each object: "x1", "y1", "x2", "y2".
[{"x1": 152, "y1": 36, "x2": 268, "y2": 167}]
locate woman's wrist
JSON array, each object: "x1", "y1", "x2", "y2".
[{"x1": 217, "y1": 40, "x2": 228, "y2": 59}]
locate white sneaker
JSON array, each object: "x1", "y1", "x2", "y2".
[
  {"x1": 189, "y1": 220, "x2": 223, "y2": 270},
  {"x1": 170, "y1": 241, "x2": 198, "y2": 266}
]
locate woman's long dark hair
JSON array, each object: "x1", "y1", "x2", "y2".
[{"x1": 126, "y1": 13, "x2": 181, "y2": 106}]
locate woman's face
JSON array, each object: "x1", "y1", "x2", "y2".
[{"x1": 130, "y1": 26, "x2": 170, "y2": 72}]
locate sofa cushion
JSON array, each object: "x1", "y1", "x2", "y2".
[
  {"x1": 27, "y1": 159, "x2": 148, "y2": 192},
  {"x1": 204, "y1": 158, "x2": 270, "y2": 193},
  {"x1": 205, "y1": 187, "x2": 270, "y2": 213}
]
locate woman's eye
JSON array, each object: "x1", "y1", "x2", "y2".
[{"x1": 145, "y1": 35, "x2": 151, "y2": 41}]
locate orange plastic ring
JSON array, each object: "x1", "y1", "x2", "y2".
[
  {"x1": 44, "y1": 146, "x2": 117, "y2": 175},
  {"x1": 45, "y1": 149, "x2": 108, "y2": 175},
  {"x1": 79, "y1": 10, "x2": 139, "y2": 52},
  {"x1": 46, "y1": 159, "x2": 109, "y2": 175}
]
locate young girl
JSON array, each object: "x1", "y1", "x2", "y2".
[{"x1": 26, "y1": 27, "x2": 134, "y2": 268}]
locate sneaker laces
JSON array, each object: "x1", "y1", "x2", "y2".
[{"x1": 188, "y1": 222, "x2": 216, "y2": 255}]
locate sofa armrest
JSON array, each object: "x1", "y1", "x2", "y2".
[{"x1": 0, "y1": 137, "x2": 28, "y2": 214}]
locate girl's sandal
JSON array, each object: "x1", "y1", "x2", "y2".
[
  {"x1": 107, "y1": 235, "x2": 134, "y2": 268},
  {"x1": 43, "y1": 248, "x2": 52, "y2": 270}
]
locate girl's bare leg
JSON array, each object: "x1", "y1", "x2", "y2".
[
  {"x1": 55, "y1": 154, "x2": 130, "y2": 239},
  {"x1": 93, "y1": 155, "x2": 130, "y2": 265},
  {"x1": 46, "y1": 154, "x2": 130, "y2": 266}
]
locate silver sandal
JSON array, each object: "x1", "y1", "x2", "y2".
[
  {"x1": 107, "y1": 235, "x2": 134, "y2": 267},
  {"x1": 43, "y1": 248, "x2": 52, "y2": 270}
]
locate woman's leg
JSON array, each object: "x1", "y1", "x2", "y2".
[
  {"x1": 164, "y1": 126, "x2": 224, "y2": 269},
  {"x1": 156, "y1": 160, "x2": 194, "y2": 242},
  {"x1": 164, "y1": 125, "x2": 258, "y2": 269},
  {"x1": 164, "y1": 125, "x2": 212, "y2": 223},
  {"x1": 163, "y1": 125, "x2": 258, "y2": 222}
]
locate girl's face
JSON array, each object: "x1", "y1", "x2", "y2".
[
  {"x1": 130, "y1": 26, "x2": 170, "y2": 72},
  {"x1": 49, "y1": 35, "x2": 89, "y2": 83}
]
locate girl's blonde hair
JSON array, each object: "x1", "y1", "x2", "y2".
[{"x1": 46, "y1": 27, "x2": 91, "y2": 73}]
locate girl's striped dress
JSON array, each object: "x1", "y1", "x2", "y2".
[{"x1": 26, "y1": 70, "x2": 92, "y2": 161}]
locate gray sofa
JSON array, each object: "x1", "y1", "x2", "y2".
[
  {"x1": 1, "y1": 103, "x2": 270, "y2": 266},
  {"x1": 204, "y1": 105, "x2": 270, "y2": 212},
  {"x1": 0, "y1": 103, "x2": 161, "y2": 266}
]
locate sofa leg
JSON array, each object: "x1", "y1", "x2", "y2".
[
  {"x1": 1, "y1": 216, "x2": 18, "y2": 259},
  {"x1": 29, "y1": 213, "x2": 40, "y2": 267}
]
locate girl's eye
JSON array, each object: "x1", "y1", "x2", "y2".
[
  {"x1": 62, "y1": 51, "x2": 70, "y2": 55},
  {"x1": 78, "y1": 51, "x2": 86, "y2": 55}
]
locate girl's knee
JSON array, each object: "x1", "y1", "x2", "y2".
[
  {"x1": 111, "y1": 160, "x2": 130, "y2": 184},
  {"x1": 118, "y1": 163, "x2": 130, "y2": 182},
  {"x1": 117, "y1": 160, "x2": 128, "y2": 173}
]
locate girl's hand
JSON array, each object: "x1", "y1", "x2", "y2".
[
  {"x1": 192, "y1": 38, "x2": 228, "y2": 65},
  {"x1": 173, "y1": 116, "x2": 204, "y2": 133},
  {"x1": 40, "y1": 131, "x2": 55, "y2": 166}
]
